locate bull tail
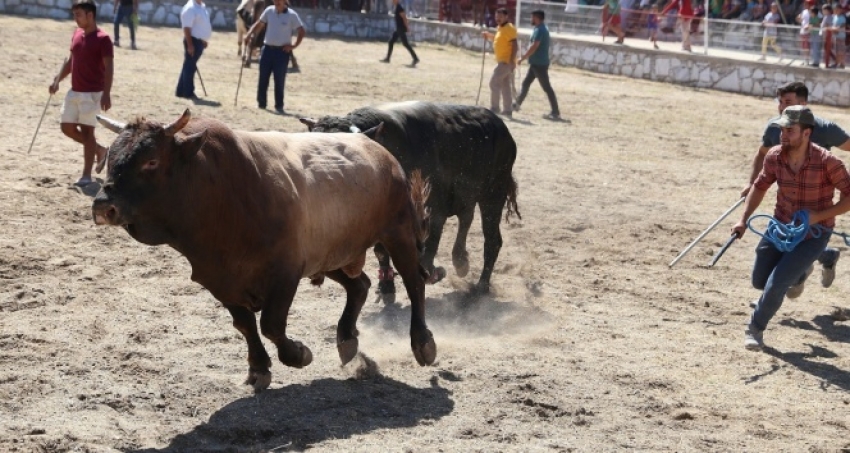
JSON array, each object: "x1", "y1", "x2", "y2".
[
  {"x1": 504, "y1": 173, "x2": 521, "y2": 222},
  {"x1": 408, "y1": 169, "x2": 431, "y2": 247}
]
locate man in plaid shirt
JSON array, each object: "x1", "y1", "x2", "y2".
[{"x1": 732, "y1": 105, "x2": 850, "y2": 350}]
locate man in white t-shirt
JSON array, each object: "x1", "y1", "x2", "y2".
[
  {"x1": 797, "y1": 0, "x2": 812, "y2": 65},
  {"x1": 175, "y1": 0, "x2": 212, "y2": 99}
]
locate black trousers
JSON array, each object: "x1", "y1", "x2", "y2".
[
  {"x1": 386, "y1": 31, "x2": 418, "y2": 61},
  {"x1": 516, "y1": 64, "x2": 560, "y2": 116}
]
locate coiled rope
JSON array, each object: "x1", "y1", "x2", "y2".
[{"x1": 747, "y1": 210, "x2": 830, "y2": 252}]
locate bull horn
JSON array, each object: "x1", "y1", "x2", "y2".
[
  {"x1": 349, "y1": 125, "x2": 361, "y2": 133},
  {"x1": 96, "y1": 115, "x2": 126, "y2": 134},
  {"x1": 164, "y1": 108, "x2": 192, "y2": 136}
]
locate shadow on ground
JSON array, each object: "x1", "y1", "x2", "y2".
[
  {"x1": 363, "y1": 289, "x2": 553, "y2": 337},
  {"x1": 129, "y1": 376, "x2": 453, "y2": 452}
]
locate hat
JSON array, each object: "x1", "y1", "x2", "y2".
[{"x1": 772, "y1": 105, "x2": 816, "y2": 128}]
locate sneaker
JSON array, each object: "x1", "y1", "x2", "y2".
[
  {"x1": 114, "y1": 41, "x2": 121, "y2": 48},
  {"x1": 821, "y1": 250, "x2": 840, "y2": 288},
  {"x1": 653, "y1": 43, "x2": 659, "y2": 49},
  {"x1": 744, "y1": 325, "x2": 764, "y2": 350},
  {"x1": 500, "y1": 111, "x2": 512, "y2": 119},
  {"x1": 786, "y1": 264, "x2": 814, "y2": 299},
  {"x1": 543, "y1": 113, "x2": 561, "y2": 121},
  {"x1": 274, "y1": 107, "x2": 285, "y2": 114},
  {"x1": 131, "y1": 42, "x2": 137, "y2": 50},
  {"x1": 512, "y1": 101, "x2": 521, "y2": 112},
  {"x1": 412, "y1": 58, "x2": 419, "y2": 66},
  {"x1": 379, "y1": 58, "x2": 390, "y2": 63}
]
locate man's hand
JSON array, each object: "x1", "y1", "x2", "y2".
[
  {"x1": 740, "y1": 185, "x2": 751, "y2": 198},
  {"x1": 482, "y1": 31, "x2": 493, "y2": 40},
  {"x1": 101, "y1": 92, "x2": 111, "y2": 111},
  {"x1": 203, "y1": 40, "x2": 208, "y2": 48},
  {"x1": 283, "y1": 44, "x2": 294, "y2": 52},
  {"x1": 731, "y1": 220, "x2": 747, "y2": 239},
  {"x1": 187, "y1": 42, "x2": 195, "y2": 57},
  {"x1": 49, "y1": 80, "x2": 59, "y2": 95}
]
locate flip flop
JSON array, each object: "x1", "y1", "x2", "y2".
[{"x1": 74, "y1": 177, "x2": 93, "y2": 187}]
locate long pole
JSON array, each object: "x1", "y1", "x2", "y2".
[
  {"x1": 669, "y1": 197, "x2": 745, "y2": 268},
  {"x1": 28, "y1": 57, "x2": 67, "y2": 154},
  {"x1": 516, "y1": 0, "x2": 522, "y2": 31},
  {"x1": 196, "y1": 68, "x2": 208, "y2": 97},
  {"x1": 27, "y1": 93, "x2": 53, "y2": 154},
  {"x1": 475, "y1": 38, "x2": 487, "y2": 106},
  {"x1": 235, "y1": 52, "x2": 247, "y2": 107},
  {"x1": 708, "y1": 234, "x2": 738, "y2": 267}
]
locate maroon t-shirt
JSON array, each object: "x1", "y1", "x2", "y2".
[{"x1": 70, "y1": 28, "x2": 113, "y2": 93}]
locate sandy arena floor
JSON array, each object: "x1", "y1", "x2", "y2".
[{"x1": 0, "y1": 14, "x2": 849, "y2": 452}]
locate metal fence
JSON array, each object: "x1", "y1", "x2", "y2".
[{"x1": 513, "y1": 1, "x2": 816, "y2": 60}]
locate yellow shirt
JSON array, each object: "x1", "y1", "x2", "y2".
[{"x1": 493, "y1": 23, "x2": 517, "y2": 64}]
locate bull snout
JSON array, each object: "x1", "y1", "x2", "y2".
[{"x1": 92, "y1": 191, "x2": 119, "y2": 226}]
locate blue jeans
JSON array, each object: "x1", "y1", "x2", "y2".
[
  {"x1": 175, "y1": 37, "x2": 204, "y2": 99},
  {"x1": 113, "y1": 4, "x2": 135, "y2": 45},
  {"x1": 257, "y1": 46, "x2": 290, "y2": 110},
  {"x1": 750, "y1": 233, "x2": 831, "y2": 331},
  {"x1": 810, "y1": 34, "x2": 822, "y2": 65}
]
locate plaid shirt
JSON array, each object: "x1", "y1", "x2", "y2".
[{"x1": 755, "y1": 142, "x2": 850, "y2": 229}]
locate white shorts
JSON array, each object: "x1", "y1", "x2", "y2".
[{"x1": 60, "y1": 90, "x2": 102, "y2": 127}]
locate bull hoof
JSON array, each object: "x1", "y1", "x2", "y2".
[
  {"x1": 411, "y1": 329, "x2": 437, "y2": 366},
  {"x1": 337, "y1": 338, "x2": 360, "y2": 365},
  {"x1": 244, "y1": 368, "x2": 272, "y2": 393},
  {"x1": 280, "y1": 341, "x2": 313, "y2": 368},
  {"x1": 426, "y1": 267, "x2": 447, "y2": 285},
  {"x1": 453, "y1": 253, "x2": 470, "y2": 278}
]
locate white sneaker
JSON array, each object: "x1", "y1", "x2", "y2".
[
  {"x1": 744, "y1": 325, "x2": 764, "y2": 350},
  {"x1": 821, "y1": 251, "x2": 840, "y2": 288},
  {"x1": 786, "y1": 264, "x2": 814, "y2": 299}
]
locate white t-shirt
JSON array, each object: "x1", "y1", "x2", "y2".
[
  {"x1": 181, "y1": 0, "x2": 213, "y2": 41},
  {"x1": 799, "y1": 8, "x2": 810, "y2": 35}
]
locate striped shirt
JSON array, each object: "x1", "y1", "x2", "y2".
[{"x1": 754, "y1": 142, "x2": 850, "y2": 229}]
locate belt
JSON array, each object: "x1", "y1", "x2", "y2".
[{"x1": 264, "y1": 44, "x2": 290, "y2": 49}]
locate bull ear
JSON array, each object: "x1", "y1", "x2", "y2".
[
  {"x1": 362, "y1": 122, "x2": 384, "y2": 141},
  {"x1": 96, "y1": 115, "x2": 126, "y2": 134},
  {"x1": 174, "y1": 129, "x2": 207, "y2": 158},
  {"x1": 164, "y1": 109, "x2": 192, "y2": 136},
  {"x1": 299, "y1": 117, "x2": 317, "y2": 131}
]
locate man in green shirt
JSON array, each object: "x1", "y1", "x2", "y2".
[{"x1": 514, "y1": 10, "x2": 561, "y2": 120}]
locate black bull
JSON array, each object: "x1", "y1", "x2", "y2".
[{"x1": 301, "y1": 101, "x2": 520, "y2": 298}]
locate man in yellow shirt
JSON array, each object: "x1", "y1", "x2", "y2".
[{"x1": 482, "y1": 8, "x2": 517, "y2": 118}]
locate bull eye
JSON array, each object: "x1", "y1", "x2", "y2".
[{"x1": 142, "y1": 159, "x2": 159, "y2": 171}]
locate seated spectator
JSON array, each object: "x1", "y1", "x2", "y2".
[
  {"x1": 722, "y1": 0, "x2": 743, "y2": 19},
  {"x1": 739, "y1": 0, "x2": 757, "y2": 20},
  {"x1": 709, "y1": 0, "x2": 723, "y2": 18},
  {"x1": 751, "y1": 0, "x2": 767, "y2": 21},
  {"x1": 781, "y1": 0, "x2": 796, "y2": 24}
]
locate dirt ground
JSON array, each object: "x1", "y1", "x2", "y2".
[{"x1": 1, "y1": 14, "x2": 849, "y2": 453}]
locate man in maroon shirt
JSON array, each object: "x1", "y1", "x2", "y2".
[
  {"x1": 732, "y1": 105, "x2": 850, "y2": 351},
  {"x1": 48, "y1": 0, "x2": 114, "y2": 187}
]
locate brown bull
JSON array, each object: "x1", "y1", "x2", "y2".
[{"x1": 91, "y1": 109, "x2": 436, "y2": 393}]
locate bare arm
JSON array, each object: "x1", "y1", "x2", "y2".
[
  {"x1": 732, "y1": 185, "x2": 768, "y2": 238},
  {"x1": 482, "y1": 31, "x2": 494, "y2": 40},
  {"x1": 519, "y1": 40, "x2": 541, "y2": 62},
  {"x1": 244, "y1": 21, "x2": 266, "y2": 44},
  {"x1": 183, "y1": 27, "x2": 195, "y2": 56},
  {"x1": 285, "y1": 26, "x2": 304, "y2": 52},
  {"x1": 510, "y1": 39, "x2": 517, "y2": 66},
  {"x1": 101, "y1": 56, "x2": 113, "y2": 111},
  {"x1": 811, "y1": 192, "x2": 850, "y2": 224},
  {"x1": 48, "y1": 55, "x2": 72, "y2": 94},
  {"x1": 740, "y1": 145, "x2": 770, "y2": 197},
  {"x1": 838, "y1": 139, "x2": 850, "y2": 152}
]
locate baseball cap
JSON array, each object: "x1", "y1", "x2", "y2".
[{"x1": 771, "y1": 105, "x2": 816, "y2": 128}]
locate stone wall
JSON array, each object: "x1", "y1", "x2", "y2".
[{"x1": 2, "y1": 0, "x2": 847, "y2": 106}]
